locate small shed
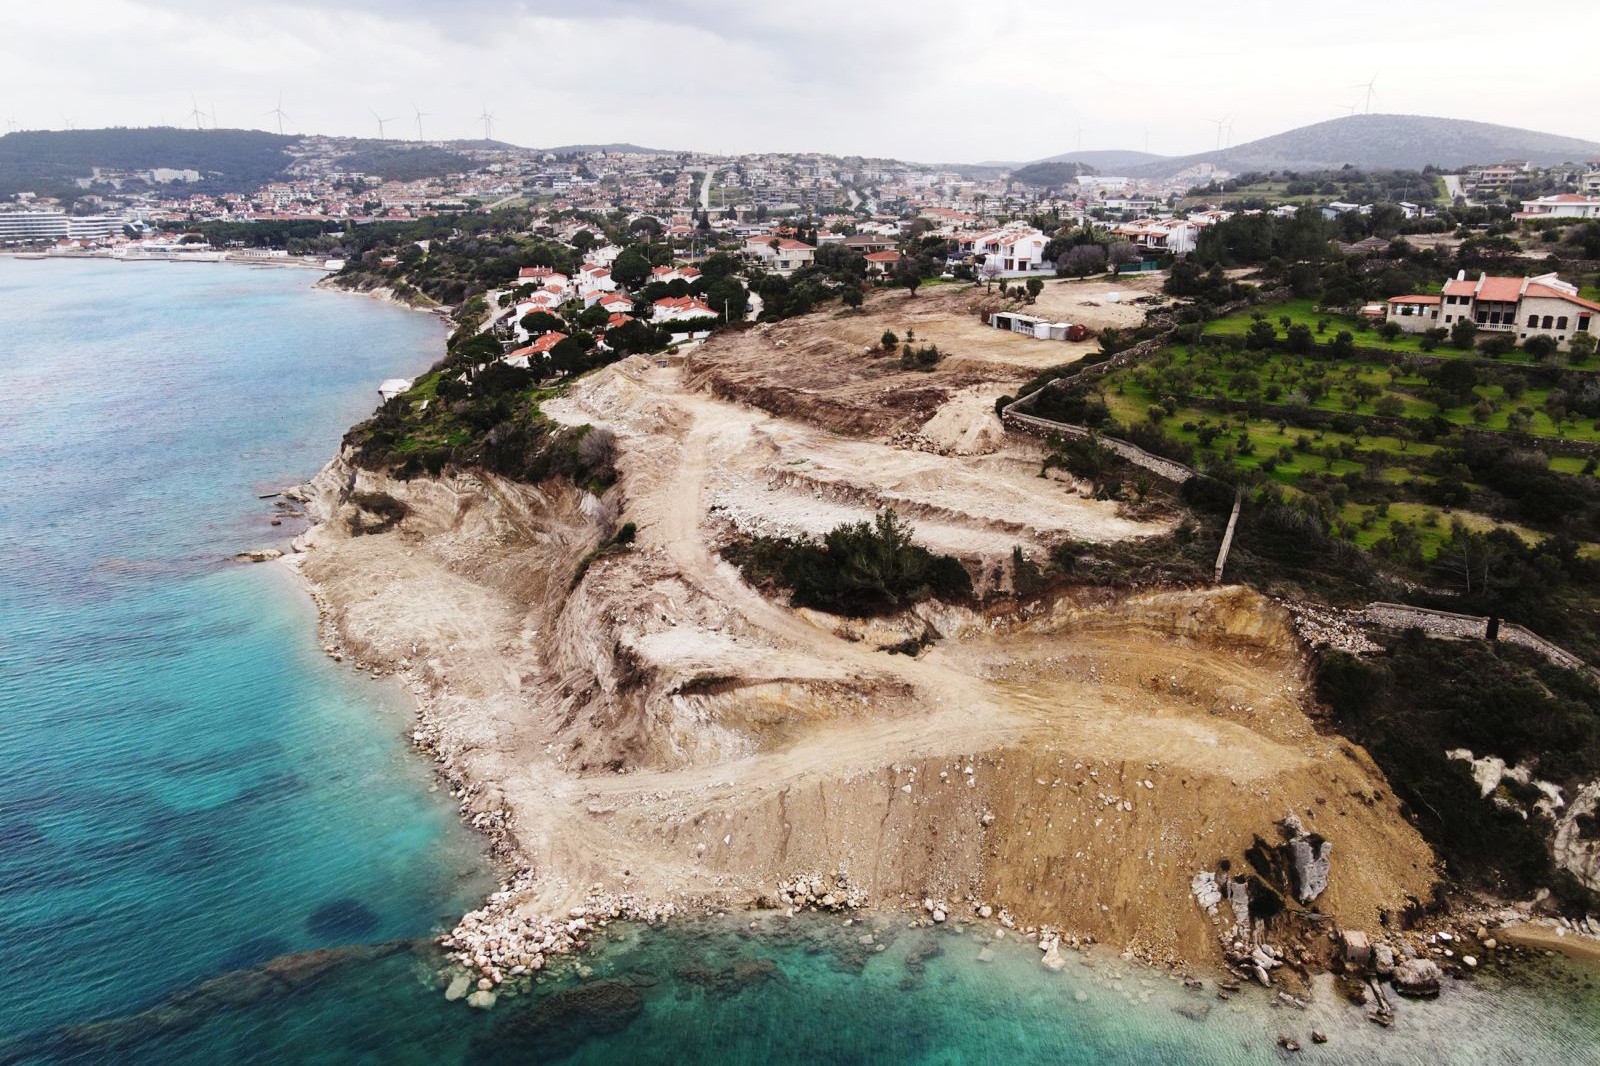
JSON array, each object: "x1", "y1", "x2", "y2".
[
  {"x1": 991, "y1": 311, "x2": 1084, "y2": 342},
  {"x1": 378, "y1": 378, "x2": 414, "y2": 402}
]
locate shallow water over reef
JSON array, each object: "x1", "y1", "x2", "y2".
[
  {"x1": 0, "y1": 259, "x2": 490, "y2": 1059},
  {"x1": 41, "y1": 913, "x2": 1600, "y2": 1065}
]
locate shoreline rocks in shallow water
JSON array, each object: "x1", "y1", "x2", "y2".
[
  {"x1": 774, "y1": 872, "x2": 868, "y2": 914},
  {"x1": 439, "y1": 876, "x2": 677, "y2": 997},
  {"x1": 1392, "y1": 958, "x2": 1443, "y2": 997},
  {"x1": 233, "y1": 548, "x2": 284, "y2": 563}
]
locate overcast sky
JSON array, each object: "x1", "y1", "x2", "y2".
[{"x1": 4, "y1": 0, "x2": 1595, "y2": 162}]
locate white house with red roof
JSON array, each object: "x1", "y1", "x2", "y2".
[
  {"x1": 598, "y1": 293, "x2": 635, "y2": 315},
  {"x1": 742, "y1": 235, "x2": 816, "y2": 274},
  {"x1": 577, "y1": 264, "x2": 617, "y2": 305},
  {"x1": 1387, "y1": 271, "x2": 1600, "y2": 347},
  {"x1": 504, "y1": 330, "x2": 567, "y2": 369},
  {"x1": 1109, "y1": 217, "x2": 1200, "y2": 256},
  {"x1": 864, "y1": 249, "x2": 902, "y2": 275},
  {"x1": 652, "y1": 295, "x2": 716, "y2": 322},
  {"x1": 1382, "y1": 294, "x2": 1442, "y2": 332},
  {"x1": 955, "y1": 224, "x2": 1048, "y2": 275},
  {"x1": 516, "y1": 266, "x2": 569, "y2": 292},
  {"x1": 652, "y1": 295, "x2": 717, "y2": 339},
  {"x1": 1515, "y1": 194, "x2": 1600, "y2": 221}
]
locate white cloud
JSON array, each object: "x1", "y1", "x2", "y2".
[{"x1": 1, "y1": 0, "x2": 1595, "y2": 161}]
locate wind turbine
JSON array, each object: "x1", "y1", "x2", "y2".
[
  {"x1": 1075, "y1": 124, "x2": 1085, "y2": 153},
  {"x1": 263, "y1": 93, "x2": 290, "y2": 135},
  {"x1": 6, "y1": 116, "x2": 18, "y2": 134},
  {"x1": 1353, "y1": 74, "x2": 1379, "y2": 115},
  {"x1": 370, "y1": 108, "x2": 399, "y2": 139},
  {"x1": 479, "y1": 105, "x2": 495, "y2": 143},
  {"x1": 209, "y1": 100, "x2": 220, "y2": 130},
  {"x1": 1210, "y1": 114, "x2": 1230, "y2": 151},
  {"x1": 411, "y1": 101, "x2": 432, "y2": 142},
  {"x1": 186, "y1": 93, "x2": 207, "y2": 130},
  {"x1": 1225, "y1": 119, "x2": 1235, "y2": 148}
]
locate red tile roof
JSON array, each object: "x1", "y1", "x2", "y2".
[
  {"x1": 1525, "y1": 283, "x2": 1600, "y2": 312},
  {"x1": 1388, "y1": 294, "x2": 1441, "y2": 304},
  {"x1": 509, "y1": 330, "x2": 568, "y2": 357},
  {"x1": 653, "y1": 296, "x2": 714, "y2": 315}
]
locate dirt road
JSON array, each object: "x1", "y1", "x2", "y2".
[{"x1": 294, "y1": 351, "x2": 1437, "y2": 963}]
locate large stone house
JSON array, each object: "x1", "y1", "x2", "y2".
[{"x1": 1385, "y1": 271, "x2": 1600, "y2": 348}]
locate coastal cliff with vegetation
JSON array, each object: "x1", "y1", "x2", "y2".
[{"x1": 278, "y1": 202, "x2": 1600, "y2": 1022}]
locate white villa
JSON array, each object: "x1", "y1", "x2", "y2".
[
  {"x1": 955, "y1": 224, "x2": 1048, "y2": 275},
  {"x1": 742, "y1": 236, "x2": 816, "y2": 274},
  {"x1": 1515, "y1": 194, "x2": 1600, "y2": 221}
]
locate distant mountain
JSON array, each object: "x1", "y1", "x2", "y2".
[
  {"x1": 1124, "y1": 114, "x2": 1600, "y2": 178},
  {"x1": 1030, "y1": 149, "x2": 1168, "y2": 172},
  {"x1": 0, "y1": 127, "x2": 294, "y2": 199},
  {"x1": 539, "y1": 142, "x2": 674, "y2": 156},
  {"x1": 0, "y1": 128, "x2": 493, "y2": 201}
]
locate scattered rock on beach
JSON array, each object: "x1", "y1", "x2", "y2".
[{"x1": 1393, "y1": 958, "x2": 1443, "y2": 997}]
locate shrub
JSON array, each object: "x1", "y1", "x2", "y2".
[
  {"x1": 724, "y1": 510, "x2": 971, "y2": 617},
  {"x1": 881, "y1": 330, "x2": 899, "y2": 350},
  {"x1": 1523, "y1": 335, "x2": 1557, "y2": 361},
  {"x1": 577, "y1": 426, "x2": 618, "y2": 483}
]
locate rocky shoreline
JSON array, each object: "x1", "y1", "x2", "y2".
[{"x1": 277, "y1": 464, "x2": 1600, "y2": 1023}]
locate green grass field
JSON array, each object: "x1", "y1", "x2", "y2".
[
  {"x1": 1090, "y1": 332, "x2": 1600, "y2": 561},
  {"x1": 1204, "y1": 298, "x2": 1600, "y2": 372}
]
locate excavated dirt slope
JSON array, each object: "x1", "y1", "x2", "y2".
[{"x1": 290, "y1": 352, "x2": 1436, "y2": 965}]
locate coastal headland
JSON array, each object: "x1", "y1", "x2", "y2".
[{"x1": 282, "y1": 281, "x2": 1480, "y2": 1006}]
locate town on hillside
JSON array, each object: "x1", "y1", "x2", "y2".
[{"x1": 4, "y1": 132, "x2": 1600, "y2": 373}]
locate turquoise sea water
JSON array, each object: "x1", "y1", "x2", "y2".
[
  {"x1": 0, "y1": 259, "x2": 489, "y2": 1060},
  {"x1": 1, "y1": 258, "x2": 1597, "y2": 1064}
]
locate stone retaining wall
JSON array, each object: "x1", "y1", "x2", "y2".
[
  {"x1": 1002, "y1": 410, "x2": 1196, "y2": 484},
  {"x1": 1362, "y1": 601, "x2": 1597, "y2": 679}
]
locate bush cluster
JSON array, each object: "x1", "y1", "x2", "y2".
[{"x1": 723, "y1": 511, "x2": 971, "y2": 616}]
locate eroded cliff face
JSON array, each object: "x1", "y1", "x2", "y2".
[{"x1": 287, "y1": 363, "x2": 1439, "y2": 966}]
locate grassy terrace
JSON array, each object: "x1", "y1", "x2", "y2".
[
  {"x1": 1084, "y1": 324, "x2": 1600, "y2": 562},
  {"x1": 1112, "y1": 344, "x2": 1600, "y2": 450},
  {"x1": 1199, "y1": 299, "x2": 1597, "y2": 368}
]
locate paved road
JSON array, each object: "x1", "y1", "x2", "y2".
[{"x1": 699, "y1": 167, "x2": 715, "y2": 210}]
